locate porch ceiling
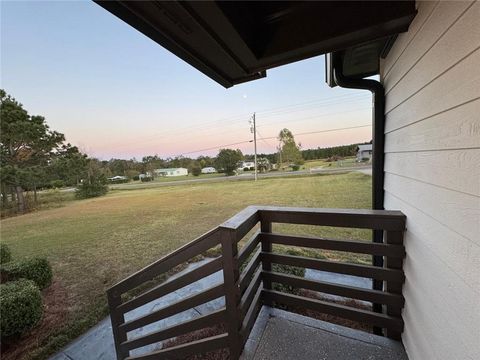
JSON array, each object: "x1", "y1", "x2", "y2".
[{"x1": 94, "y1": 1, "x2": 417, "y2": 88}]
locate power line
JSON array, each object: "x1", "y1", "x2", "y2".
[
  {"x1": 100, "y1": 93, "x2": 370, "y2": 148},
  {"x1": 257, "y1": 106, "x2": 371, "y2": 129},
  {"x1": 173, "y1": 124, "x2": 371, "y2": 157}
]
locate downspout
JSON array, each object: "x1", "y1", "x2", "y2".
[{"x1": 332, "y1": 55, "x2": 386, "y2": 335}]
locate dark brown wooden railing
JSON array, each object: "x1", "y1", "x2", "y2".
[{"x1": 107, "y1": 206, "x2": 406, "y2": 359}]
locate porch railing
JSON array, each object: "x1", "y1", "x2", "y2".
[{"x1": 107, "y1": 206, "x2": 406, "y2": 360}]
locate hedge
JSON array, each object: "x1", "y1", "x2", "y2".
[
  {"x1": 0, "y1": 243, "x2": 11, "y2": 264},
  {"x1": 1, "y1": 258, "x2": 53, "y2": 289},
  {"x1": 0, "y1": 279, "x2": 43, "y2": 338}
]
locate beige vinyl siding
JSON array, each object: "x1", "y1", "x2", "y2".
[{"x1": 381, "y1": 1, "x2": 480, "y2": 359}]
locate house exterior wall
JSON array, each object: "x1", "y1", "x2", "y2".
[{"x1": 381, "y1": 1, "x2": 480, "y2": 359}]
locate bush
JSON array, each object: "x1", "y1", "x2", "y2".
[
  {"x1": 1, "y1": 258, "x2": 53, "y2": 289},
  {"x1": 107, "y1": 178, "x2": 128, "y2": 184},
  {"x1": 272, "y1": 263, "x2": 305, "y2": 295},
  {"x1": 75, "y1": 181, "x2": 108, "y2": 199},
  {"x1": 140, "y1": 176, "x2": 153, "y2": 182},
  {"x1": 0, "y1": 243, "x2": 11, "y2": 264},
  {"x1": 191, "y1": 165, "x2": 201, "y2": 177},
  {"x1": 0, "y1": 279, "x2": 43, "y2": 338},
  {"x1": 50, "y1": 179, "x2": 65, "y2": 189},
  {"x1": 133, "y1": 175, "x2": 140, "y2": 181},
  {"x1": 291, "y1": 164, "x2": 300, "y2": 171}
]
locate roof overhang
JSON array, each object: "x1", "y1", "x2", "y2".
[{"x1": 95, "y1": 1, "x2": 416, "y2": 88}]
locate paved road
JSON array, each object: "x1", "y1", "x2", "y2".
[{"x1": 110, "y1": 165, "x2": 372, "y2": 190}]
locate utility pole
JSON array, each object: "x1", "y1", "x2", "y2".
[{"x1": 250, "y1": 113, "x2": 258, "y2": 181}]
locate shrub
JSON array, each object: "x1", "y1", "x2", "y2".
[
  {"x1": 271, "y1": 263, "x2": 305, "y2": 295},
  {"x1": 291, "y1": 164, "x2": 300, "y2": 171},
  {"x1": 0, "y1": 243, "x2": 11, "y2": 264},
  {"x1": 133, "y1": 175, "x2": 140, "y2": 181},
  {"x1": 108, "y1": 178, "x2": 129, "y2": 184},
  {"x1": 1, "y1": 258, "x2": 53, "y2": 289},
  {"x1": 75, "y1": 181, "x2": 108, "y2": 199},
  {"x1": 191, "y1": 165, "x2": 201, "y2": 177},
  {"x1": 140, "y1": 176, "x2": 153, "y2": 182},
  {"x1": 0, "y1": 279, "x2": 43, "y2": 338},
  {"x1": 50, "y1": 179, "x2": 65, "y2": 189}
]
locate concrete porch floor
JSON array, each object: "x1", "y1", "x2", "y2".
[{"x1": 242, "y1": 307, "x2": 408, "y2": 360}]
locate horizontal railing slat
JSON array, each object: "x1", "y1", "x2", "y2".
[
  {"x1": 259, "y1": 207, "x2": 406, "y2": 231},
  {"x1": 238, "y1": 230, "x2": 261, "y2": 265},
  {"x1": 262, "y1": 289, "x2": 404, "y2": 332},
  {"x1": 118, "y1": 257, "x2": 223, "y2": 314},
  {"x1": 261, "y1": 233, "x2": 405, "y2": 258},
  {"x1": 110, "y1": 228, "x2": 222, "y2": 295},
  {"x1": 262, "y1": 271, "x2": 404, "y2": 307},
  {"x1": 120, "y1": 284, "x2": 224, "y2": 333},
  {"x1": 240, "y1": 268, "x2": 262, "y2": 321},
  {"x1": 261, "y1": 252, "x2": 404, "y2": 282},
  {"x1": 121, "y1": 308, "x2": 226, "y2": 352},
  {"x1": 126, "y1": 333, "x2": 229, "y2": 360},
  {"x1": 239, "y1": 249, "x2": 261, "y2": 295}
]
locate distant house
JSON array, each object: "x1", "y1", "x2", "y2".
[
  {"x1": 237, "y1": 161, "x2": 255, "y2": 170},
  {"x1": 154, "y1": 168, "x2": 188, "y2": 177},
  {"x1": 201, "y1": 167, "x2": 216, "y2": 174},
  {"x1": 108, "y1": 175, "x2": 128, "y2": 182},
  {"x1": 356, "y1": 144, "x2": 372, "y2": 162}
]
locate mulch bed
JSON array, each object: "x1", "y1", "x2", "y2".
[
  {"x1": 290, "y1": 289, "x2": 372, "y2": 333},
  {"x1": 1, "y1": 278, "x2": 69, "y2": 360},
  {"x1": 161, "y1": 323, "x2": 229, "y2": 360}
]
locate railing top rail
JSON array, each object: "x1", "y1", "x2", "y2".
[
  {"x1": 258, "y1": 206, "x2": 406, "y2": 231},
  {"x1": 257, "y1": 206, "x2": 405, "y2": 218},
  {"x1": 108, "y1": 227, "x2": 221, "y2": 295}
]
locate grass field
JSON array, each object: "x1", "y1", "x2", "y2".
[
  {"x1": 0, "y1": 172, "x2": 371, "y2": 359},
  {"x1": 115, "y1": 172, "x2": 224, "y2": 186},
  {"x1": 303, "y1": 156, "x2": 361, "y2": 170}
]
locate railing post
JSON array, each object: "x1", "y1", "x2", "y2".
[
  {"x1": 260, "y1": 220, "x2": 272, "y2": 290},
  {"x1": 108, "y1": 290, "x2": 128, "y2": 360},
  {"x1": 220, "y1": 228, "x2": 241, "y2": 359},
  {"x1": 372, "y1": 229, "x2": 384, "y2": 336},
  {"x1": 385, "y1": 230, "x2": 405, "y2": 340}
]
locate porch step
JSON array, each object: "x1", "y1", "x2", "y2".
[{"x1": 242, "y1": 306, "x2": 408, "y2": 360}]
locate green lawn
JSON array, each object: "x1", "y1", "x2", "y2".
[
  {"x1": 303, "y1": 156, "x2": 363, "y2": 170},
  {"x1": 110, "y1": 172, "x2": 224, "y2": 189},
  {"x1": 0, "y1": 172, "x2": 371, "y2": 359}
]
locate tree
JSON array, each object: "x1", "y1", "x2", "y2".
[
  {"x1": 0, "y1": 90, "x2": 65, "y2": 213},
  {"x1": 75, "y1": 159, "x2": 108, "y2": 199},
  {"x1": 48, "y1": 144, "x2": 88, "y2": 187},
  {"x1": 191, "y1": 162, "x2": 201, "y2": 176},
  {"x1": 215, "y1": 149, "x2": 243, "y2": 176},
  {"x1": 278, "y1": 128, "x2": 303, "y2": 167}
]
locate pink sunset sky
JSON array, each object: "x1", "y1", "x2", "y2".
[{"x1": 2, "y1": 1, "x2": 372, "y2": 160}]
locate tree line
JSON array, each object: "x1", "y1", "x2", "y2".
[{"x1": 1, "y1": 89, "x2": 368, "y2": 215}]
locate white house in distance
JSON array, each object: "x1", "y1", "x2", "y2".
[
  {"x1": 356, "y1": 144, "x2": 372, "y2": 162},
  {"x1": 154, "y1": 168, "x2": 188, "y2": 177},
  {"x1": 201, "y1": 167, "x2": 216, "y2": 174},
  {"x1": 238, "y1": 161, "x2": 255, "y2": 170},
  {"x1": 108, "y1": 175, "x2": 128, "y2": 181}
]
